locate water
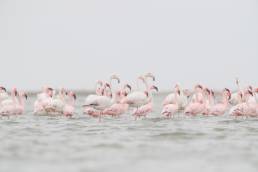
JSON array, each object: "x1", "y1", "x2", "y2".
[{"x1": 0, "y1": 94, "x2": 258, "y2": 172}]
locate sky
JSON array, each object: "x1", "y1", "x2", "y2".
[{"x1": 0, "y1": 0, "x2": 257, "y2": 91}]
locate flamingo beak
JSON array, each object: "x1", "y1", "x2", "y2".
[
  {"x1": 125, "y1": 84, "x2": 132, "y2": 91},
  {"x1": 224, "y1": 88, "x2": 231, "y2": 100},
  {"x1": 14, "y1": 90, "x2": 18, "y2": 96},
  {"x1": 152, "y1": 86, "x2": 159, "y2": 92},
  {"x1": 73, "y1": 93, "x2": 77, "y2": 100},
  {"x1": 144, "y1": 91, "x2": 149, "y2": 97},
  {"x1": 0, "y1": 87, "x2": 7, "y2": 92},
  {"x1": 105, "y1": 83, "x2": 111, "y2": 89},
  {"x1": 248, "y1": 90, "x2": 253, "y2": 96}
]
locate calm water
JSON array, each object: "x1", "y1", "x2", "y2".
[{"x1": 0, "y1": 94, "x2": 258, "y2": 172}]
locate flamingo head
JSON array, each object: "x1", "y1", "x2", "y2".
[
  {"x1": 104, "y1": 83, "x2": 111, "y2": 89},
  {"x1": 204, "y1": 88, "x2": 210, "y2": 95},
  {"x1": 47, "y1": 87, "x2": 54, "y2": 97},
  {"x1": 0, "y1": 86, "x2": 6, "y2": 92},
  {"x1": 150, "y1": 85, "x2": 159, "y2": 92},
  {"x1": 110, "y1": 75, "x2": 120, "y2": 84},
  {"x1": 144, "y1": 73, "x2": 155, "y2": 81},
  {"x1": 177, "y1": 89, "x2": 181, "y2": 95},
  {"x1": 144, "y1": 91, "x2": 149, "y2": 97},
  {"x1": 20, "y1": 92, "x2": 28, "y2": 100},
  {"x1": 195, "y1": 84, "x2": 203, "y2": 92},
  {"x1": 224, "y1": 88, "x2": 231, "y2": 100},
  {"x1": 247, "y1": 85, "x2": 253, "y2": 91},
  {"x1": 12, "y1": 87, "x2": 18, "y2": 96},
  {"x1": 69, "y1": 92, "x2": 77, "y2": 100},
  {"x1": 210, "y1": 90, "x2": 215, "y2": 97},
  {"x1": 124, "y1": 84, "x2": 132, "y2": 92},
  {"x1": 245, "y1": 90, "x2": 253, "y2": 97}
]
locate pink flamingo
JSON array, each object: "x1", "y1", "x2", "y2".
[
  {"x1": 15, "y1": 91, "x2": 28, "y2": 115},
  {"x1": 209, "y1": 88, "x2": 231, "y2": 116},
  {"x1": 202, "y1": 88, "x2": 215, "y2": 115},
  {"x1": 161, "y1": 88, "x2": 180, "y2": 118},
  {"x1": 0, "y1": 86, "x2": 8, "y2": 103},
  {"x1": 121, "y1": 75, "x2": 155, "y2": 110},
  {"x1": 184, "y1": 85, "x2": 206, "y2": 115},
  {"x1": 229, "y1": 90, "x2": 257, "y2": 117},
  {"x1": 0, "y1": 88, "x2": 18, "y2": 115},
  {"x1": 34, "y1": 87, "x2": 54, "y2": 114},
  {"x1": 63, "y1": 91, "x2": 76, "y2": 117},
  {"x1": 132, "y1": 85, "x2": 158, "y2": 120},
  {"x1": 162, "y1": 84, "x2": 189, "y2": 111},
  {"x1": 103, "y1": 84, "x2": 131, "y2": 117}
]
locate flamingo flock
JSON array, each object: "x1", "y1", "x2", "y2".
[{"x1": 1, "y1": 75, "x2": 258, "y2": 120}]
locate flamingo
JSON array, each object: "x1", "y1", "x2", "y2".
[
  {"x1": 161, "y1": 88, "x2": 180, "y2": 118},
  {"x1": 229, "y1": 90, "x2": 254, "y2": 117},
  {"x1": 209, "y1": 88, "x2": 231, "y2": 116},
  {"x1": 202, "y1": 88, "x2": 215, "y2": 115},
  {"x1": 0, "y1": 86, "x2": 8, "y2": 103},
  {"x1": 184, "y1": 85, "x2": 206, "y2": 115},
  {"x1": 44, "y1": 88, "x2": 67, "y2": 114},
  {"x1": 0, "y1": 88, "x2": 19, "y2": 115},
  {"x1": 15, "y1": 91, "x2": 28, "y2": 114},
  {"x1": 162, "y1": 84, "x2": 189, "y2": 110},
  {"x1": 121, "y1": 74, "x2": 156, "y2": 109},
  {"x1": 132, "y1": 85, "x2": 158, "y2": 119},
  {"x1": 34, "y1": 87, "x2": 54, "y2": 114},
  {"x1": 102, "y1": 84, "x2": 132, "y2": 117},
  {"x1": 63, "y1": 91, "x2": 76, "y2": 117}
]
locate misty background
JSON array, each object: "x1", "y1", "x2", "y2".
[{"x1": 0, "y1": 0, "x2": 257, "y2": 91}]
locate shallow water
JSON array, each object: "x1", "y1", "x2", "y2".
[{"x1": 0, "y1": 94, "x2": 258, "y2": 172}]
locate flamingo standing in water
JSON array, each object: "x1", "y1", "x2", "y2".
[
  {"x1": 202, "y1": 88, "x2": 215, "y2": 115},
  {"x1": 63, "y1": 91, "x2": 76, "y2": 117},
  {"x1": 121, "y1": 74, "x2": 154, "y2": 110},
  {"x1": 209, "y1": 88, "x2": 231, "y2": 116},
  {"x1": 0, "y1": 88, "x2": 27, "y2": 115},
  {"x1": 162, "y1": 84, "x2": 189, "y2": 111},
  {"x1": 15, "y1": 91, "x2": 28, "y2": 115},
  {"x1": 34, "y1": 87, "x2": 54, "y2": 114},
  {"x1": 44, "y1": 88, "x2": 67, "y2": 114},
  {"x1": 161, "y1": 86, "x2": 180, "y2": 118},
  {"x1": 230, "y1": 90, "x2": 257, "y2": 117},
  {"x1": 0, "y1": 86, "x2": 8, "y2": 103},
  {"x1": 0, "y1": 88, "x2": 18, "y2": 115},
  {"x1": 103, "y1": 84, "x2": 131, "y2": 117},
  {"x1": 184, "y1": 85, "x2": 206, "y2": 115},
  {"x1": 132, "y1": 85, "x2": 158, "y2": 119}
]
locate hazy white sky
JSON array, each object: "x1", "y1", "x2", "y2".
[{"x1": 0, "y1": 0, "x2": 257, "y2": 90}]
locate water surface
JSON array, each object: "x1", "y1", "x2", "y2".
[{"x1": 0, "y1": 94, "x2": 258, "y2": 172}]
